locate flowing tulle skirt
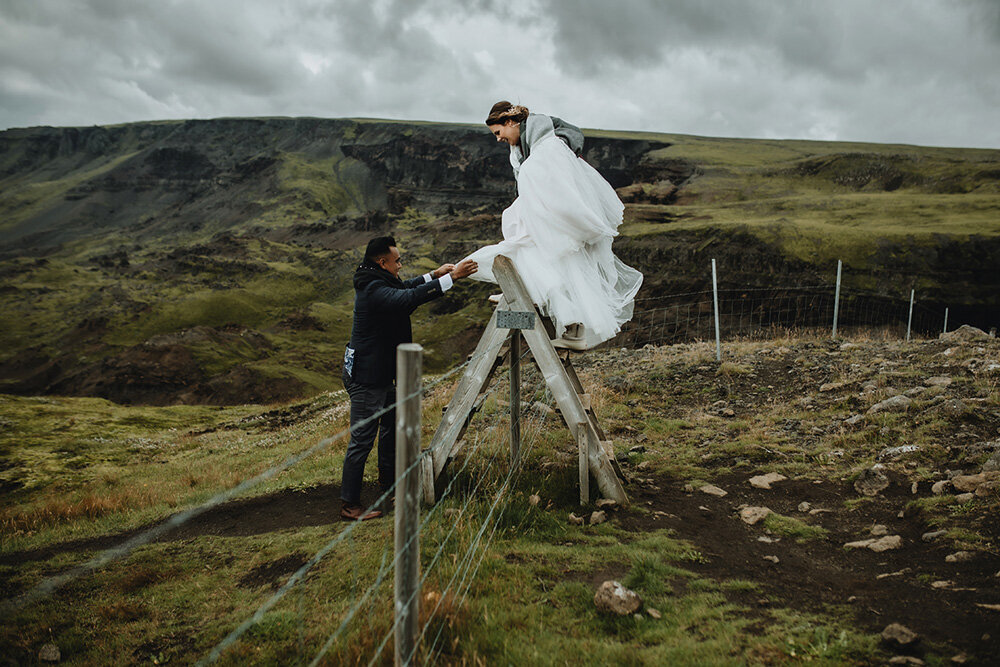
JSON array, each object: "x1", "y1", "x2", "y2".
[{"x1": 465, "y1": 136, "x2": 643, "y2": 347}]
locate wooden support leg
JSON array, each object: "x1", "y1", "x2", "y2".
[
  {"x1": 577, "y1": 423, "x2": 589, "y2": 505},
  {"x1": 492, "y1": 256, "x2": 628, "y2": 506},
  {"x1": 422, "y1": 299, "x2": 510, "y2": 504}
]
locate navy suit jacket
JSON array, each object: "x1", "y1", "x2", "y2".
[{"x1": 347, "y1": 263, "x2": 445, "y2": 386}]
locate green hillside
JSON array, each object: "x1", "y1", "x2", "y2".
[{"x1": 0, "y1": 118, "x2": 997, "y2": 405}]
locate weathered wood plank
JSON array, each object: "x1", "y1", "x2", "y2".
[
  {"x1": 492, "y1": 255, "x2": 628, "y2": 506},
  {"x1": 577, "y1": 423, "x2": 589, "y2": 505},
  {"x1": 426, "y1": 297, "x2": 509, "y2": 479}
]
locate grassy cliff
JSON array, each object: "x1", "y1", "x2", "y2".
[{"x1": 0, "y1": 117, "x2": 997, "y2": 405}]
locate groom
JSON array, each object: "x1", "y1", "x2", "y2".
[{"x1": 340, "y1": 236, "x2": 477, "y2": 520}]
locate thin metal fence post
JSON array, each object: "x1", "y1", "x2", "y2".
[
  {"x1": 943, "y1": 307, "x2": 949, "y2": 334},
  {"x1": 906, "y1": 289, "x2": 915, "y2": 342},
  {"x1": 712, "y1": 259, "x2": 722, "y2": 361},
  {"x1": 395, "y1": 344, "x2": 422, "y2": 667},
  {"x1": 509, "y1": 332, "x2": 521, "y2": 464},
  {"x1": 832, "y1": 259, "x2": 842, "y2": 339}
]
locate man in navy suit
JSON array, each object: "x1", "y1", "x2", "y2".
[{"x1": 340, "y1": 236, "x2": 477, "y2": 520}]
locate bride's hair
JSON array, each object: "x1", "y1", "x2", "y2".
[{"x1": 485, "y1": 101, "x2": 529, "y2": 126}]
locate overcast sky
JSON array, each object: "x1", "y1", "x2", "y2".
[{"x1": 1, "y1": 0, "x2": 998, "y2": 148}]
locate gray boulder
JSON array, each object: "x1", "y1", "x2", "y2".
[{"x1": 594, "y1": 580, "x2": 643, "y2": 616}]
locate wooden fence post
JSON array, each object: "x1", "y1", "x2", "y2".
[
  {"x1": 395, "y1": 344, "x2": 422, "y2": 666},
  {"x1": 510, "y1": 332, "x2": 521, "y2": 465}
]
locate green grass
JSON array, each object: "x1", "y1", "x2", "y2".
[
  {"x1": 7, "y1": 332, "x2": 995, "y2": 663},
  {"x1": 762, "y1": 513, "x2": 829, "y2": 543}
]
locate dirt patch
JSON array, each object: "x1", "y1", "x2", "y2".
[
  {"x1": 620, "y1": 472, "x2": 1000, "y2": 660},
  {"x1": 238, "y1": 553, "x2": 310, "y2": 590},
  {"x1": 1, "y1": 483, "x2": 388, "y2": 569}
]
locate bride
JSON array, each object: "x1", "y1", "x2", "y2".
[{"x1": 465, "y1": 101, "x2": 643, "y2": 349}]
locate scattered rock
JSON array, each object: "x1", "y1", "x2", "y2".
[
  {"x1": 976, "y1": 480, "x2": 1000, "y2": 497},
  {"x1": 628, "y1": 445, "x2": 646, "y2": 454},
  {"x1": 933, "y1": 398, "x2": 971, "y2": 418},
  {"x1": 38, "y1": 644, "x2": 60, "y2": 663},
  {"x1": 594, "y1": 580, "x2": 642, "y2": 616},
  {"x1": 878, "y1": 445, "x2": 920, "y2": 461},
  {"x1": 911, "y1": 482, "x2": 919, "y2": 494},
  {"x1": 868, "y1": 394, "x2": 912, "y2": 415},
  {"x1": 595, "y1": 498, "x2": 618, "y2": 510},
  {"x1": 854, "y1": 467, "x2": 890, "y2": 496},
  {"x1": 797, "y1": 501, "x2": 812, "y2": 513},
  {"x1": 749, "y1": 472, "x2": 787, "y2": 489},
  {"x1": 844, "y1": 538, "x2": 876, "y2": 549},
  {"x1": 844, "y1": 414, "x2": 864, "y2": 426},
  {"x1": 698, "y1": 484, "x2": 727, "y2": 497},
  {"x1": 762, "y1": 555, "x2": 780, "y2": 564},
  {"x1": 844, "y1": 535, "x2": 902, "y2": 552},
  {"x1": 869, "y1": 535, "x2": 903, "y2": 552},
  {"x1": 931, "y1": 580, "x2": 954, "y2": 589},
  {"x1": 809, "y1": 508, "x2": 832, "y2": 516},
  {"x1": 757, "y1": 536, "x2": 779, "y2": 543},
  {"x1": 568, "y1": 513, "x2": 584, "y2": 526},
  {"x1": 931, "y1": 480, "x2": 952, "y2": 495},
  {"x1": 924, "y1": 375, "x2": 953, "y2": 387},
  {"x1": 888, "y1": 657, "x2": 924, "y2": 666},
  {"x1": 956, "y1": 492, "x2": 974, "y2": 503},
  {"x1": 646, "y1": 607, "x2": 662, "y2": 619},
  {"x1": 876, "y1": 568, "x2": 910, "y2": 580},
  {"x1": 820, "y1": 381, "x2": 847, "y2": 392},
  {"x1": 977, "y1": 603, "x2": 1000, "y2": 612},
  {"x1": 952, "y1": 472, "x2": 999, "y2": 492},
  {"x1": 921, "y1": 530, "x2": 947, "y2": 542},
  {"x1": 589, "y1": 510, "x2": 607, "y2": 526},
  {"x1": 683, "y1": 484, "x2": 695, "y2": 493},
  {"x1": 882, "y1": 622, "x2": 920, "y2": 647},
  {"x1": 951, "y1": 652, "x2": 971, "y2": 664},
  {"x1": 528, "y1": 494, "x2": 540, "y2": 506},
  {"x1": 739, "y1": 506, "x2": 773, "y2": 525},
  {"x1": 940, "y1": 324, "x2": 990, "y2": 341},
  {"x1": 983, "y1": 451, "x2": 1000, "y2": 473},
  {"x1": 946, "y1": 551, "x2": 976, "y2": 563},
  {"x1": 870, "y1": 524, "x2": 888, "y2": 536}
]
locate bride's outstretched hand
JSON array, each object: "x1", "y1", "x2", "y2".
[{"x1": 450, "y1": 259, "x2": 478, "y2": 280}]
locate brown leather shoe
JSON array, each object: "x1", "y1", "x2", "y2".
[{"x1": 341, "y1": 504, "x2": 383, "y2": 521}]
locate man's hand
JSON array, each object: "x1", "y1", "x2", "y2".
[
  {"x1": 432, "y1": 263, "x2": 456, "y2": 279},
  {"x1": 449, "y1": 259, "x2": 478, "y2": 280}
]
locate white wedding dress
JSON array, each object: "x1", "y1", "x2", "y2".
[{"x1": 465, "y1": 114, "x2": 643, "y2": 348}]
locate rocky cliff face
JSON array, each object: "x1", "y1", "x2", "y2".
[
  {"x1": 0, "y1": 117, "x2": 997, "y2": 405},
  {"x1": 0, "y1": 118, "x2": 666, "y2": 255}
]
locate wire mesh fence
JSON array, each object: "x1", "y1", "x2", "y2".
[
  {"x1": 609, "y1": 282, "x2": 953, "y2": 350},
  {"x1": 4, "y1": 259, "x2": 986, "y2": 664}
]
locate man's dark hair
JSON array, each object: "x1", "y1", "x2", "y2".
[{"x1": 363, "y1": 236, "x2": 396, "y2": 264}]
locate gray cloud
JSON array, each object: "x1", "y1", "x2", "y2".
[{"x1": 0, "y1": 0, "x2": 997, "y2": 148}]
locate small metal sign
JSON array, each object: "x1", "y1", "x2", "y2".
[{"x1": 497, "y1": 310, "x2": 535, "y2": 330}]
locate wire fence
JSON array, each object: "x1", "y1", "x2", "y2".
[
  {"x1": 4, "y1": 259, "x2": 989, "y2": 664},
  {"x1": 1, "y1": 341, "x2": 555, "y2": 666},
  {"x1": 200, "y1": 345, "x2": 550, "y2": 665},
  {"x1": 609, "y1": 275, "x2": 959, "y2": 350}
]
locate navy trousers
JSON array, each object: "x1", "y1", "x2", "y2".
[{"x1": 340, "y1": 368, "x2": 395, "y2": 505}]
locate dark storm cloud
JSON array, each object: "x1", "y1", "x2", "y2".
[{"x1": 0, "y1": 0, "x2": 997, "y2": 148}]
